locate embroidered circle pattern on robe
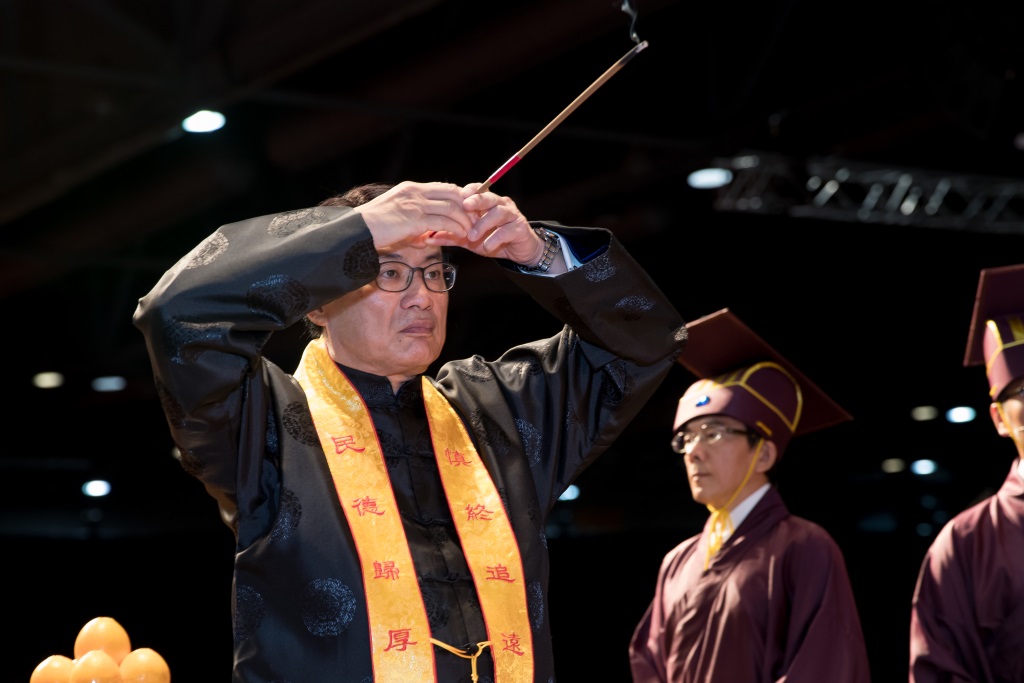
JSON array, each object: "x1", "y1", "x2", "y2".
[
  {"x1": 598, "y1": 380, "x2": 624, "y2": 409},
  {"x1": 281, "y1": 401, "x2": 320, "y2": 447},
  {"x1": 598, "y1": 359, "x2": 633, "y2": 407},
  {"x1": 469, "y1": 409, "x2": 511, "y2": 457},
  {"x1": 266, "y1": 207, "x2": 334, "y2": 237},
  {"x1": 181, "y1": 231, "x2": 229, "y2": 271},
  {"x1": 302, "y1": 578, "x2": 357, "y2": 637},
  {"x1": 234, "y1": 584, "x2": 265, "y2": 642},
  {"x1": 582, "y1": 251, "x2": 615, "y2": 282},
  {"x1": 377, "y1": 430, "x2": 404, "y2": 470},
  {"x1": 396, "y1": 382, "x2": 423, "y2": 409},
  {"x1": 424, "y1": 521, "x2": 450, "y2": 551},
  {"x1": 269, "y1": 488, "x2": 300, "y2": 543},
  {"x1": 615, "y1": 294, "x2": 655, "y2": 321},
  {"x1": 455, "y1": 359, "x2": 493, "y2": 383},
  {"x1": 361, "y1": 377, "x2": 395, "y2": 405},
  {"x1": 514, "y1": 418, "x2": 542, "y2": 468},
  {"x1": 247, "y1": 274, "x2": 310, "y2": 323},
  {"x1": 527, "y1": 580, "x2": 545, "y2": 630},
  {"x1": 265, "y1": 405, "x2": 280, "y2": 456},
  {"x1": 166, "y1": 319, "x2": 227, "y2": 365},
  {"x1": 342, "y1": 237, "x2": 381, "y2": 281},
  {"x1": 564, "y1": 399, "x2": 582, "y2": 433},
  {"x1": 418, "y1": 579, "x2": 449, "y2": 629},
  {"x1": 505, "y1": 358, "x2": 542, "y2": 382}
]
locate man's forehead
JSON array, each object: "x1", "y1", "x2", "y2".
[{"x1": 377, "y1": 247, "x2": 444, "y2": 262}]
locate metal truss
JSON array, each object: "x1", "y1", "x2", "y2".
[{"x1": 712, "y1": 152, "x2": 1024, "y2": 234}]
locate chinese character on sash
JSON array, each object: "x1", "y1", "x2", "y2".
[
  {"x1": 373, "y1": 560, "x2": 399, "y2": 580},
  {"x1": 444, "y1": 447, "x2": 472, "y2": 466},
  {"x1": 331, "y1": 434, "x2": 365, "y2": 454},
  {"x1": 384, "y1": 628, "x2": 418, "y2": 651},
  {"x1": 466, "y1": 503, "x2": 494, "y2": 521},
  {"x1": 501, "y1": 632, "x2": 525, "y2": 655},
  {"x1": 486, "y1": 564, "x2": 515, "y2": 582},
  {"x1": 353, "y1": 496, "x2": 386, "y2": 516}
]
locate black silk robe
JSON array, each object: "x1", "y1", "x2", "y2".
[
  {"x1": 628, "y1": 487, "x2": 871, "y2": 683},
  {"x1": 909, "y1": 459, "x2": 1024, "y2": 683},
  {"x1": 132, "y1": 205, "x2": 687, "y2": 682}
]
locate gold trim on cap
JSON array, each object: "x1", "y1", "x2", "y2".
[
  {"x1": 985, "y1": 315, "x2": 1024, "y2": 398},
  {"x1": 700, "y1": 361, "x2": 803, "y2": 434}
]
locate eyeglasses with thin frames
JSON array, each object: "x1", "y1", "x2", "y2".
[
  {"x1": 671, "y1": 423, "x2": 752, "y2": 454},
  {"x1": 375, "y1": 261, "x2": 457, "y2": 293}
]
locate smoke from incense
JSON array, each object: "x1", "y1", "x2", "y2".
[{"x1": 621, "y1": 0, "x2": 641, "y2": 44}]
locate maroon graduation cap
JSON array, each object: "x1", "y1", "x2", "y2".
[
  {"x1": 963, "y1": 263, "x2": 1024, "y2": 400},
  {"x1": 674, "y1": 308, "x2": 852, "y2": 456}
]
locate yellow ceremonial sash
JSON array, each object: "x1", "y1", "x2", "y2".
[
  {"x1": 294, "y1": 338, "x2": 533, "y2": 682},
  {"x1": 421, "y1": 376, "x2": 534, "y2": 681}
]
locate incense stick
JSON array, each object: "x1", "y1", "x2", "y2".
[{"x1": 478, "y1": 40, "x2": 649, "y2": 192}]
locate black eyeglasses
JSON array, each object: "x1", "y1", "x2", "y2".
[
  {"x1": 671, "y1": 423, "x2": 752, "y2": 454},
  {"x1": 375, "y1": 261, "x2": 457, "y2": 293}
]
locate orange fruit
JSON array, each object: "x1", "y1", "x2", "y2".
[
  {"x1": 74, "y1": 617, "x2": 132, "y2": 664},
  {"x1": 69, "y1": 649, "x2": 123, "y2": 683},
  {"x1": 119, "y1": 648, "x2": 170, "y2": 683},
  {"x1": 30, "y1": 654, "x2": 75, "y2": 683}
]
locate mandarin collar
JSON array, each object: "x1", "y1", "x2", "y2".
[{"x1": 337, "y1": 364, "x2": 423, "y2": 408}]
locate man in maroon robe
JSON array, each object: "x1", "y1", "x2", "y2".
[
  {"x1": 628, "y1": 308, "x2": 871, "y2": 683},
  {"x1": 909, "y1": 264, "x2": 1024, "y2": 683}
]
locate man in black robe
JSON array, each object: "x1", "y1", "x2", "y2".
[
  {"x1": 133, "y1": 180, "x2": 687, "y2": 682},
  {"x1": 629, "y1": 308, "x2": 871, "y2": 683},
  {"x1": 909, "y1": 263, "x2": 1024, "y2": 683}
]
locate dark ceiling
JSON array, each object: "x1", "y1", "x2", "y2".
[{"x1": 5, "y1": 0, "x2": 1024, "y2": 679}]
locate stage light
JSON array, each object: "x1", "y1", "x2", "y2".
[
  {"x1": 558, "y1": 484, "x2": 580, "y2": 501},
  {"x1": 945, "y1": 406, "x2": 976, "y2": 423},
  {"x1": 33, "y1": 371, "x2": 64, "y2": 389},
  {"x1": 91, "y1": 376, "x2": 126, "y2": 392},
  {"x1": 182, "y1": 110, "x2": 225, "y2": 133},
  {"x1": 910, "y1": 459, "x2": 937, "y2": 476},
  {"x1": 687, "y1": 168, "x2": 733, "y2": 189},
  {"x1": 82, "y1": 479, "x2": 111, "y2": 498},
  {"x1": 910, "y1": 405, "x2": 938, "y2": 421}
]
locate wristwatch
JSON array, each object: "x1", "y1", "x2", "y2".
[{"x1": 528, "y1": 227, "x2": 561, "y2": 273}]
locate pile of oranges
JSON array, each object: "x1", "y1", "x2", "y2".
[{"x1": 29, "y1": 616, "x2": 170, "y2": 683}]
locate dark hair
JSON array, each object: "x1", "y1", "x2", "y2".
[
  {"x1": 302, "y1": 183, "x2": 395, "y2": 339},
  {"x1": 318, "y1": 182, "x2": 394, "y2": 208},
  {"x1": 996, "y1": 379, "x2": 1024, "y2": 403}
]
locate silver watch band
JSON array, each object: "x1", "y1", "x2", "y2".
[{"x1": 527, "y1": 227, "x2": 561, "y2": 273}]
